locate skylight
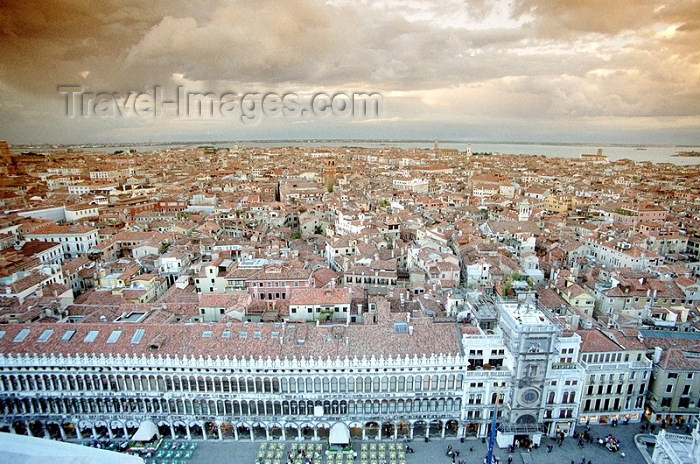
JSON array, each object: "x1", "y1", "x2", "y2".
[
  {"x1": 106, "y1": 330, "x2": 122, "y2": 344},
  {"x1": 37, "y1": 329, "x2": 54, "y2": 343},
  {"x1": 394, "y1": 322, "x2": 409, "y2": 333},
  {"x1": 61, "y1": 330, "x2": 76, "y2": 342},
  {"x1": 13, "y1": 329, "x2": 30, "y2": 343},
  {"x1": 131, "y1": 329, "x2": 145, "y2": 344},
  {"x1": 84, "y1": 331, "x2": 99, "y2": 343}
]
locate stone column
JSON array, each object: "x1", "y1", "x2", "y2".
[
  {"x1": 25, "y1": 421, "x2": 33, "y2": 437},
  {"x1": 202, "y1": 423, "x2": 207, "y2": 441},
  {"x1": 186, "y1": 424, "x2": 191, "y2": 441},
  {"x1": 59, "y1": 424, "x2": 67, "y2": 441}
]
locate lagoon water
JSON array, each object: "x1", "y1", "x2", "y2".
[{"x1": 40, "y1": 140, "x2": 700, "y2": 165}]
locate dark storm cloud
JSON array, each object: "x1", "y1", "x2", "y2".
[{"x1": 0, "y1": 0, "x2": 697, "y2": 143}]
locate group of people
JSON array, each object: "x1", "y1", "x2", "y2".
[
  {"x1": 445, "y1": 444, "x2": 466, "y2": 463},
  {"x1": 602, "y1": 433, "x2": 621, "y2": 452}
]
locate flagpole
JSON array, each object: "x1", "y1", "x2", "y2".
[{"x1": 486, "y1": 398, "x2": 498, "y2": 464}]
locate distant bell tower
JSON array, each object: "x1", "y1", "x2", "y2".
[
  {"x1": 434, "y1": 140, "x2": 439, "y2": 151},
  {"x1": 0, "y1": 140, "x2": 10, "y2": 159},
  {"x1": 0, "y1": 140, "x2": 17, "y2": 175},
  {"x1": 323, "y1": 158, "x2": 336, "y2": 192},
  {"x1": 518, "y1": 199, "x2": 531, "y2": 222},
  {"x1": 466, "y1": 144, "x2": 472, "y2": 157}
]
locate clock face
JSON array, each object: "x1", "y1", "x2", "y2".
[{"x1": 519, "y1": 388, "x2": 540, "y2": 406}]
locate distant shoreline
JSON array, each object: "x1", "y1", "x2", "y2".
[
  {"x1": 672, "y1": 151, "x2": 700, "y2": 157},
  {"x1": 11, "y1": 139, "x2": 700, "y2": 150},
  {"x1": 9, "y1": 139, "x2": 700, "y2": 165}
]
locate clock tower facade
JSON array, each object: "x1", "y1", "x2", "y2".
[{"x1": 498, "y1": 300, "x2": 560, "y2": 430}]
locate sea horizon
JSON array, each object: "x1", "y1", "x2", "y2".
[{"x1": 16, "y1": 139, "x2": 700, "y2": 165}]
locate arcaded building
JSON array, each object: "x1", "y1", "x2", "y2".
[
  {"x1": 0, "y1": 301, "x2": 468, "y2": 442},
  {"x1": 0, "y1": 297, "x2": 633, "y2": 444}
]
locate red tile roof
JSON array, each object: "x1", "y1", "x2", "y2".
[{"x1": 0, "y1": 317, "x2": 460, "y2": 360}]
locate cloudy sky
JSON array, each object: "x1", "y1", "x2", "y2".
[{"x1": 0, "y1": 0, "x2": 699, "y2": 145}]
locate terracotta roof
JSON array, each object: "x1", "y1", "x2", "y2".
[
  {"x1": 576, "y1": 328, "x2": 623, "y2": 352},
  {"x1": 0, "y1": 317, "x2": 460, "y2": 360},
  {"x1": 290, "y1": 288, "x2": 351, "y2": 306},
  {"x1": 658, "y1": 348, "x2": 700, "y2": 371},
  {"x1": 26, "y1": 224, "x2": 96, "y2": 235}
]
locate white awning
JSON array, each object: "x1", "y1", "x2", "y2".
[
  {"x1": 131, "y1": 420, "x2": 158, "y2": 442},
  {"x1": 0, "y1": 432, "x2": 143, "y2": 464},
  {"x1": 329, "y1": 423, "x2": 350, "y2": 445}
]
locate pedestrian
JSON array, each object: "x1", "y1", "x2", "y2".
[{"x1": 508, "y1": 457, "x2": 512, "y2": 464}]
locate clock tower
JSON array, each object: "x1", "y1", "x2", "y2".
[{"x1": 498, "y1": 298, "x2": 559, "y2": 433}]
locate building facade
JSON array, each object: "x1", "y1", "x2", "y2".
[
  {"x1": 0, "y1": 297, "x2": 658, "y2": 445},
  {"x1": 577, "y1": 328, "x2": 652, "y2": 426}
]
